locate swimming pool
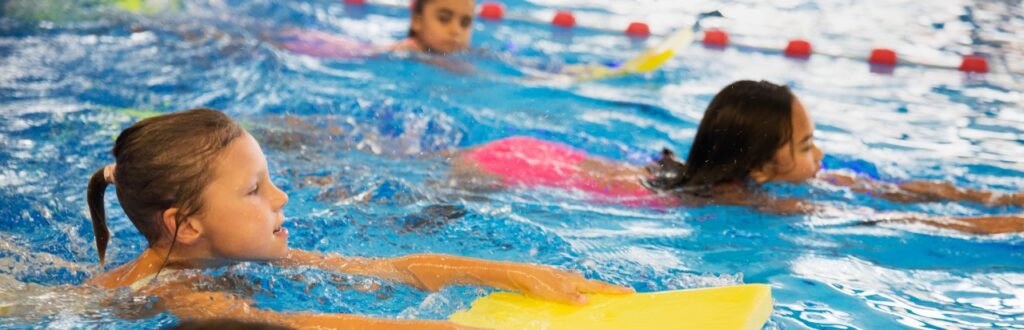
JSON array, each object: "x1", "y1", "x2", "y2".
[{"x1": 1, "y1": 0, "x2": 1023, "y2": 328}]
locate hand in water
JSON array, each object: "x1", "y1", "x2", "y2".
[
  {"x1": 899, "y1": 180, "x2": 1023, "y2": 207},
  {"x1": 501, "y1": 264, "x2": 634, "y2": 305},
  {"x1": 391, "y1": 254, "x2": 633, "y2": 305},
  {"x1": 1010, "y1": 193, "x2": 1024, "y2": 207}
]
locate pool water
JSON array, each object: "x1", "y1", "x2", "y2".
[{"x1": 2, "y1": 0, "x2": 1023, "y2": 328}]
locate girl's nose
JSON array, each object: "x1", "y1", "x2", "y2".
[{"x1": 270, "y1": 183, "x2": 289, "y2": 209}]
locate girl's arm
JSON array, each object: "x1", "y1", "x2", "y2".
[
  {"x1": 818, "y1": 172, "x2": 1023, "y2": 207},
  {"x1": 280, "y1": 250, "x2": 633, "y2": 305},
  {"x1": 156, "y1": 289, "x2": 464, "y2": 329},
  {"x1": 870, "y1": 214, "x2": 1024, "y2": 235},
  {"x1": 724, "y1": 186, "x2": 1024, "y2": 234}
]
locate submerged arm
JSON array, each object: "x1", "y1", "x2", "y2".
[
  {"x1": 819, "y1": 172, "x2": 1023, "y2": 206},
  {"x1": 155, "y1": 288, "x2": 461, "y2": 330},
  {"x1": 280, "y1": 249, "x2": 632, "y2": 305},
  {"x1": 868, "y1": 214, "x2": 1024, "y2": 235}
]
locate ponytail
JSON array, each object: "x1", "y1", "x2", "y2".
[{"x1": 87, "y1": 167, "x2": 111, "y2": 269}]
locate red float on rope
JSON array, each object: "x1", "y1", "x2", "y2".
[
  {"x1": 869, "y1": 48, "x2": 897, "y2": 65},
  {"x1": 702, "y1": 29, "x2": 728, "y2": 47},
  {"x1": 625, "y1": 22, "x2": 650, "y2": 37},
  {"x1": 959, "y1": 55, "x2": 988, "y2": 73},
  {"x1": 479, "y1": 2, "x2": 504, "y2": 20},
  {"x1": 551, "y1": 11, "x2": 576, "y2": 28},
  {"x1": 784, "y1": 39, "x2": 812, "y2": 58},
  {"x1": 343, "y1": 0, "x2": 366, "y2": 5}
]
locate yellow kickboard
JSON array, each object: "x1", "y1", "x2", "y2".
[
  {"x1": 115, "y1": 0, "x2": 180, "y2": 15},
  {"x1": 564, "y1": 27, "x2": 695, "y2": 83},
  {"x1": 450, "y1": 284, "x2": 772, "y2": 330}
]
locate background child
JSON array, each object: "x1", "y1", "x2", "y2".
[
  {"x1": 392, "y1": 0, "x2": 474, "y2": 54},
  {"x1": 275, "y1": 0, "x2": 475, "y2": 59},
  {"x1": 451, "y1": 80, "x2": 1024, "y2": 234},
  {"x1": 87, "y1": 109, "x2": 630, "y2": 328}
]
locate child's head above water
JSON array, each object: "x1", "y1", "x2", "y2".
[
  {"x1": 87, "y1": 109, "x2": 290, "y2": 269},
  {"x1": 407, "y1": 0, "x2": 475, "y2": 53},
  {"x1": 646, "y1": 80, "x2": 824, "y2": 193}
]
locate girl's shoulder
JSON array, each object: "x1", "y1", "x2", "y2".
[
  {"x1": 85, "y1": 249, "x2": 171, "y2": 289},
  {"x1": 86, "y1": 261, "x2": 142, "y2": 289},
  {"x1": 387, "y1": 38, "x2": 424, "y2": 53}
]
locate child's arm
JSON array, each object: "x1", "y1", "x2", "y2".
[
  {"x1": 727, "y1": 187, "x2": 1024, "y2": 234},
  {"x1": 280, "y1": 250, "x2": 633, "y2": 305},
  {"x1": 156, "y1": 288, "x2": 466, "y2": 329},
  {"x1": 818, "y1": 172, "x2": 1023, "y2": 207},
  {"x1": 869, "y1": 214, "x2": 1024, "y2": 235}
]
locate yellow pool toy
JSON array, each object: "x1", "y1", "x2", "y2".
[
  {"x1": 561, "y1": 27, "x2": 696, "y2": 83},
  {"x1": 113, "y1": 107, "x2": 163, "y2": 119},
  {"x1": 450, "y1": 284, "x2": 772, "y2": 330},
  {"x1": 114, "y1": 0, "x2": 181, "y2": 15}
]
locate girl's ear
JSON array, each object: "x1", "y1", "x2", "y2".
[
  {"x1": 749, "y1": 161, "x2": 776, "y2": 184},
  {"x1": 161, "y1": 208, "x2": 202, "y2": 245}
]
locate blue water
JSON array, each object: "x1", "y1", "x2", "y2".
[{"x1": 2, "y1": 0, "x2": 1023, "y2": 328}]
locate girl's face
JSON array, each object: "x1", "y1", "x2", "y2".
[
  {"x1": 192, "y1": 132, "x2": 290, "y2": 261},
  {"x1": 411, "y1": 0, "x2": 474, "y2": 53},
  {"x1": 753, "y1": 98, "x2": 825, "y2": 183}
]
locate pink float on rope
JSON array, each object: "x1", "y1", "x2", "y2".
[
  {"x1": 479, "y1": 2, "x2": 504, "y2": 20},
  {"x1": 625, "y1": 22, "x2": 650, "y2": 37},
  {"x1": 959, "y1": 55, "x2": 988, "y2": 73},
  {"x1": 784, "y1": 39, "x2": 812, "y2": 58},
  {"x1": 551, "y1": 11, "x2": 576, "y2": 28},
  {"x1": 869, "y1": 48, "x2": 897, "y2": 65},
  {"x1": 702, "y1": 29, "x2": 728, "y2": 47}
]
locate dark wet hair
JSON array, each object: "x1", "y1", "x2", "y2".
[
  {"x1": 407, "y1": 0, "x2": 431, "y2": 38},
  {"x1": 87, "y1": 108, "x2": 244, "y2": 269},
  {"x1": 644, "y1": 80, "x2": 795, "y2": 195}
]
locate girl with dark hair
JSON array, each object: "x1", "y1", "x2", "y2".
[
  {"x1": 274, "y1": 0, "x2": 475, "y2": 59},
  {"x1": 392, "y1": 0, "x2": 475, "y2": 53},
  {"x1": 451, "y1": 80, "x2": 1024, "y2": 234},
  {"x1": 86, "y1": 108, "x2": 630, "y2": 329}
]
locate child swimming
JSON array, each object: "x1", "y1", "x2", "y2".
[
  {"x1": 86, "y1": 109, "x2": 631, "y2": 328},
  {"x1": 394, "y1": 0, "x2": 475, "y2": 54},
  {"x1": 275, "y1": 0, "x2": 475, "y2": 59},
  {"x1": 451, "y1": 80, "x2": 1024, "y2": 234}
]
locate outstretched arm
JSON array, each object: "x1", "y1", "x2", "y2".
[
  {"x1": 869, "y1": 214, "x2": 1024, "y2": 235},
  {"x1": 729, "y1": 187, "x2": 1024, "y2": 235},
  {"x1": 155, "y1": 289, "x2": 463, "y2": 330},
  {"x1": 279, "y1": 250, "x2": 633, "y2": 305},
  {"x1": 818, "y1": 172, "x2": 1023, "y2": 207}
]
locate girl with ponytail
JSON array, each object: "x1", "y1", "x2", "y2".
[{"x1": 86, "y1": 108, "x2": 630, "y2": 329}]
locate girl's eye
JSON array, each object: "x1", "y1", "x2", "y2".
[
  {"x1": 248, "y1": 184, "x2": 259, "y2": 195},
  {"x1": 438, "y1": 13, "x2": 452, "y2": 23},
  {"x1": 460, "y1": 17, "x2": 472, "y2": 28}
]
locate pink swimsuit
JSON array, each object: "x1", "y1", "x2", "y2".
[
  {"x1": 462, "y1": 136, "x2": 673, "y2": 207},
  {"x1": 275, "y1": 29, "x2": 377, "y2": 59}
]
